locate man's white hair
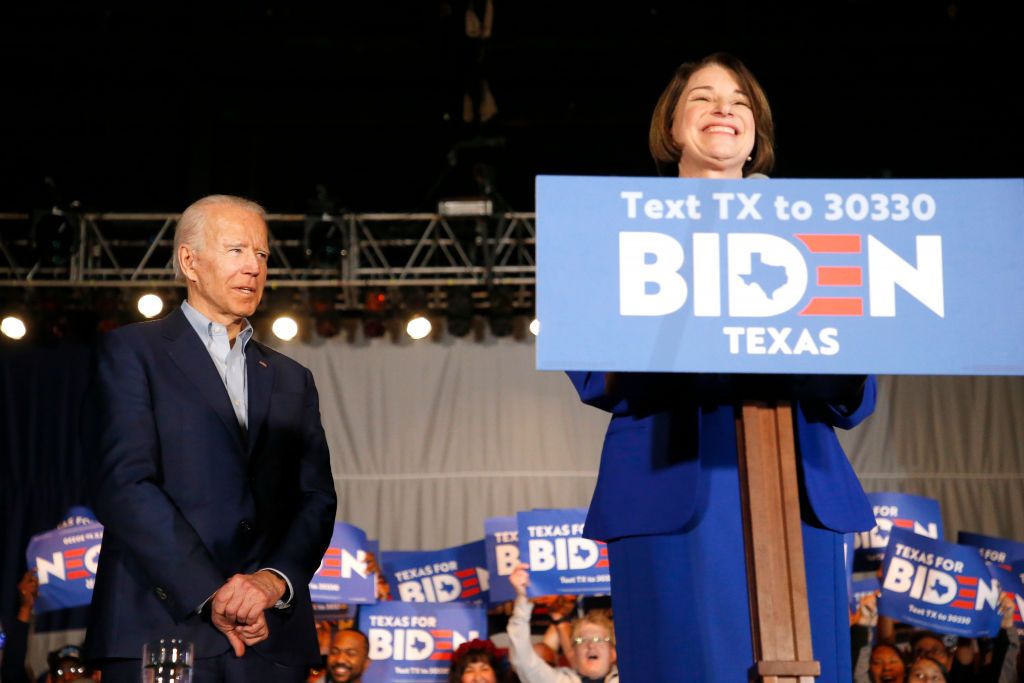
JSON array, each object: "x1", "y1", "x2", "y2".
[{"x1": 173, "y1": 194, "x2": 268, "y2": 281}]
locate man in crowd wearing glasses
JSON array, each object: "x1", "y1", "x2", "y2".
[{"x1": 507, "y1": 563, "x2": 619, "y2": 683}]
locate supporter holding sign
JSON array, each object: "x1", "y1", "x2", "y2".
[
  {"x1": 484, "y1": 517, "x2": 519, "y2": 603},
  {"x1": 506, "y1": 562, "x2": 618, "y2": 683},
  {"x1": 25, "y1": 507, "x2": 104, "y2": 612},
  {"x1": 383, "y1": 541, "x2": 490, "y2": 604},
  {"x1": 310, "y1": 522, "x2": 377, "y2": 605},
  {"x1": 878, "y1": 528, "x2": 1002, "y2": 637},
  {"x1": 516, "y1": 509, "x2": 610, "y2": 596},
  {"x1": 854, "y1": 493, "x2": 943, "y2": 572},
  {"x1": 357, "y1": 601, "x2": 487, "y2": 683}
]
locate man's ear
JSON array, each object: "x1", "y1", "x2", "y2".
[{"x1": 179, "y1": 244, "x2": 200, "y2": 283}]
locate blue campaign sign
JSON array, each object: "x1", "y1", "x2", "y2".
[
  {"x1": 310, "y1": 522, "x2": 377, "y2": 605},
  {"x1": 358, "y1": 601, "x2": 487, "y2": 683},
  {"x1": 958, "y1": 531, "x2": 1024, "y2": 565},
  {"x1": 26, "y1": 515, "x2": 104, "y2": 612},
  {"x1": 383, "y1": 541, "x2": 489, "y2": 604},
  {"x1": 536, "y1": 176, "x2": 1024, "y2": 375},
  {"x1": 517, "y1": 509, "x2": 611, "y2": 596},
  {"x1": 851, "y1": 576, "x2": 881, "y2": 612},
  {"x1": 854, "y1": 492, "x2": 943, "y2": 572},
  {"x1": 878, "y1": 528, "x2": 1002, "y2": 637},
  {"x1": 987, "y1": 560, "x2": 1024, "y2": 635},
  {"x1": 484, "y1": 516, "x2": 519, "y2": 604}
]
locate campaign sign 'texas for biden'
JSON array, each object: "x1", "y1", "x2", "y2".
[
  {"x1": 854, "y1": 492, "x2": 943, "y2": 572},
  {"x1": 484, "y1": 516, "x2": 519, "y2": 604},
  {"x1": 26, "y1": 511, "x2": 104, "y2": 612},
  {"x1": 309, "y1": 522, "x2": 377, "y2": 604},
  {"x1": 383, "y1": 541, "x2": 489, "y2": 604},
  {"x1": 358, "y1": 601, "x2": 487, "y2": 683},
  {"x1": 536, "y1": 176, "x2": 1024, "y2": 375},
  {"x1": 958, "y1": 531, "x2": 1024, "y2": 565},
  {"x1": 879, "y1": 528, "x2": 1002, "y2": 637},
  {"x1": 518, "y1": 509, "x2": 611, "y2": 596}
]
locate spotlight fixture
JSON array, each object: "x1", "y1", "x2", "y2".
[
  {"x1": 406, "y1": 315, "x2": 432, "y2": 340},
  {"x1": 272, "y1": 316, "x2": 299, "y2": 341},
  {"x1": 137, "y1": 293, "x2": 164, "y2": 319},
  {"x1": 529, "y1": 318, "x2": 540, "y2": 336},
  {"x1": 1, "y1": 315, "x2": 27, "y2": 340}
]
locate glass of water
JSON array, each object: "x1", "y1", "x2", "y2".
[{"x1": 141, "y1": 638, "x2": 193, "y2": 683}]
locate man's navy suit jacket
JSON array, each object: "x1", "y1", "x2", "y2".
[{"x1": 83, "y1": 307, "x2": 337, "y2": 666}]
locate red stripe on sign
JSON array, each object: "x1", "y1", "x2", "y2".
[
  {"x1": 461, "y1": 577, "x2": 479, "y2": 588},
  {"x1": 951, "y1": 600, "x2": 975, "y2": 610},
  {"x1": 325, "y1": 548, "x2": 341, "y2": 556},
  {"x1": 455, "y1": 568, "x2": 477, "y2": 578},
  {"x1": 600, "y1": 548, "x2": 608, "y2": 556},
  {"x1": 795, "y1": 234, "x2": 862, "y2": 253},
  {"x1": 65, "y1": 548, "x2": 86, "y2": 557},
  {"x1": 320, "y1": 569, "x2": 340, "y2": 577},
  {"x1": 956, "y1": 576, "x2": 979, "y2": 586},
  {"x1": 799, "y1": 298, "x2": 863, "y2": 316},
  {"x1": 431, "y1": 630, "x2": 452, "y2": 638},
  {"x1": 595, "y1": 560, "x2": 610, "y2": 568},
  {"x1": 461, "y1": 587, "x2": 481, "y2": 598},
  {"x1": 817, "y1": 266, "x2": 862, "y2": 287},
  {"x1": 431, "y1": 653, "x2": 453, "y2": 661},
  {"x1": 435, "y1": 641, "x2": 452, "y2": 651},
  {"x1": 66, "y1": 559, "x2": 83, "y2": 569},
  {"x1": 892, "y1": 519, "x2": 914, "y2": 528},
  {"x1": 959, "y1": 589, "x2": 977, "y2": 598},
  {"x1": 67, "y1": 570, "x2": 90, "y2": 580},
  {"x1": 324, "y1": 559, "x2": 340, "y2": 567}
]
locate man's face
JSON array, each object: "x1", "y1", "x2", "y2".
[
  {"x1": 179, "y1": 203, "x2": 269, "y2": 325},
  {"x1": 572, "y1": 623, "x2": 615, "y2": 679},
  {"x1": 327, "y1": 631, "x2": 370, "y2": 683}
]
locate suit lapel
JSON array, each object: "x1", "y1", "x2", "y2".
[
  {"x1": 161, "y1": 308, "x2": 247, "y2": 453},
  {"x1": 245, "y1": 341, "x2": 274, "y2": 456}
]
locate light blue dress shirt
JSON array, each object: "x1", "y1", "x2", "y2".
[{"x1": 181, "y1": 301, "x2": 253, "y2": 430}]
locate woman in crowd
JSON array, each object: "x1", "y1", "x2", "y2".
[
  {"x1": 449, "y1": 639, "x2": 502, "y2": 683},
  {"x1": 567, "y1": 52, "x2": 876, "y2": 681}
]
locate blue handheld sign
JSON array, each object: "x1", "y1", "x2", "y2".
[
  {"x1": 536, "y1": 176, "x2": 1024, "y2": 375},
  {"x1": 359, "y1": 601, "x2": 487, "y2": 683},
  {"x1": 383, "y1": 541, "x2": 489, "y2": 604},
  {"x1": 517, "y1": 509, "x2": 611, "y2": 596},
  {"x1": 484, "y1": 516, "x2": 519, "y2": 604},
  {"x1": 310, "y1": 522, "x2": 377, "y2": 604},
  {"x1": 878, "y1": 528, "x2": 1002, "y2": 637},
  {"x1": 958, "y1": 531, "x2": 1024, "y2": 565},
  {"x1": 854, "y1": 492, "x2": 943, "y2": 572},
  {"x1": 26, "y1": 520, "x2": 104, "y2": 612}
]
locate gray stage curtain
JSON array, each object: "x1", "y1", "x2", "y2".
[{"x1": 279, "y1": 337, "x2": 1024, "y2": 549}]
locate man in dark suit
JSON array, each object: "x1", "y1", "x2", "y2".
[{"x1": 83, "y1": 195, "x2": 337, "y2": 682}]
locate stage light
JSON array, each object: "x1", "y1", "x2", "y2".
[
  {"x1": 1, "y1": 316, "x2": 27, "y2": 340},
  {"x1": 272, "y1": 316, "x2": 299, "y2": 341},
  {"x1": 406, "y1": 315, "x2": 432, "y2": 340},
  {"x1": 529, "y1": 318, "x2": 540, "y2": 336},
  {"x1": 137, "y1": 293, "x2": 164, "y2": 319}
]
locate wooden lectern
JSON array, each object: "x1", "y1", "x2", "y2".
[{"x1": 736, "y1": 401, "x2": 820, "y2": 683}]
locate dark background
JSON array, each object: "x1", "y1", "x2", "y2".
[{"x1": 1, "y1": 1, "x2": 1021, "y2": 215}]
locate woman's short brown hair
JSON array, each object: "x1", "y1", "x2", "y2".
[{"x1": 649, "y1": 52, "x2": 775, "y2": 176}]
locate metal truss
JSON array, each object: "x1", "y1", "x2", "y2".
[{"x1": 0, "y1": 210, "x2": 536, "y2": 310}]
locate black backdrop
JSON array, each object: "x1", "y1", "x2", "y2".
[{"x1": 0, "y1": 341, "x2": 93, "y2": 640}]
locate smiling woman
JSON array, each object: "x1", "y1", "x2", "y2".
[{"x1": 568, "y1": 53, "x2": 876, "y2": 683}]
